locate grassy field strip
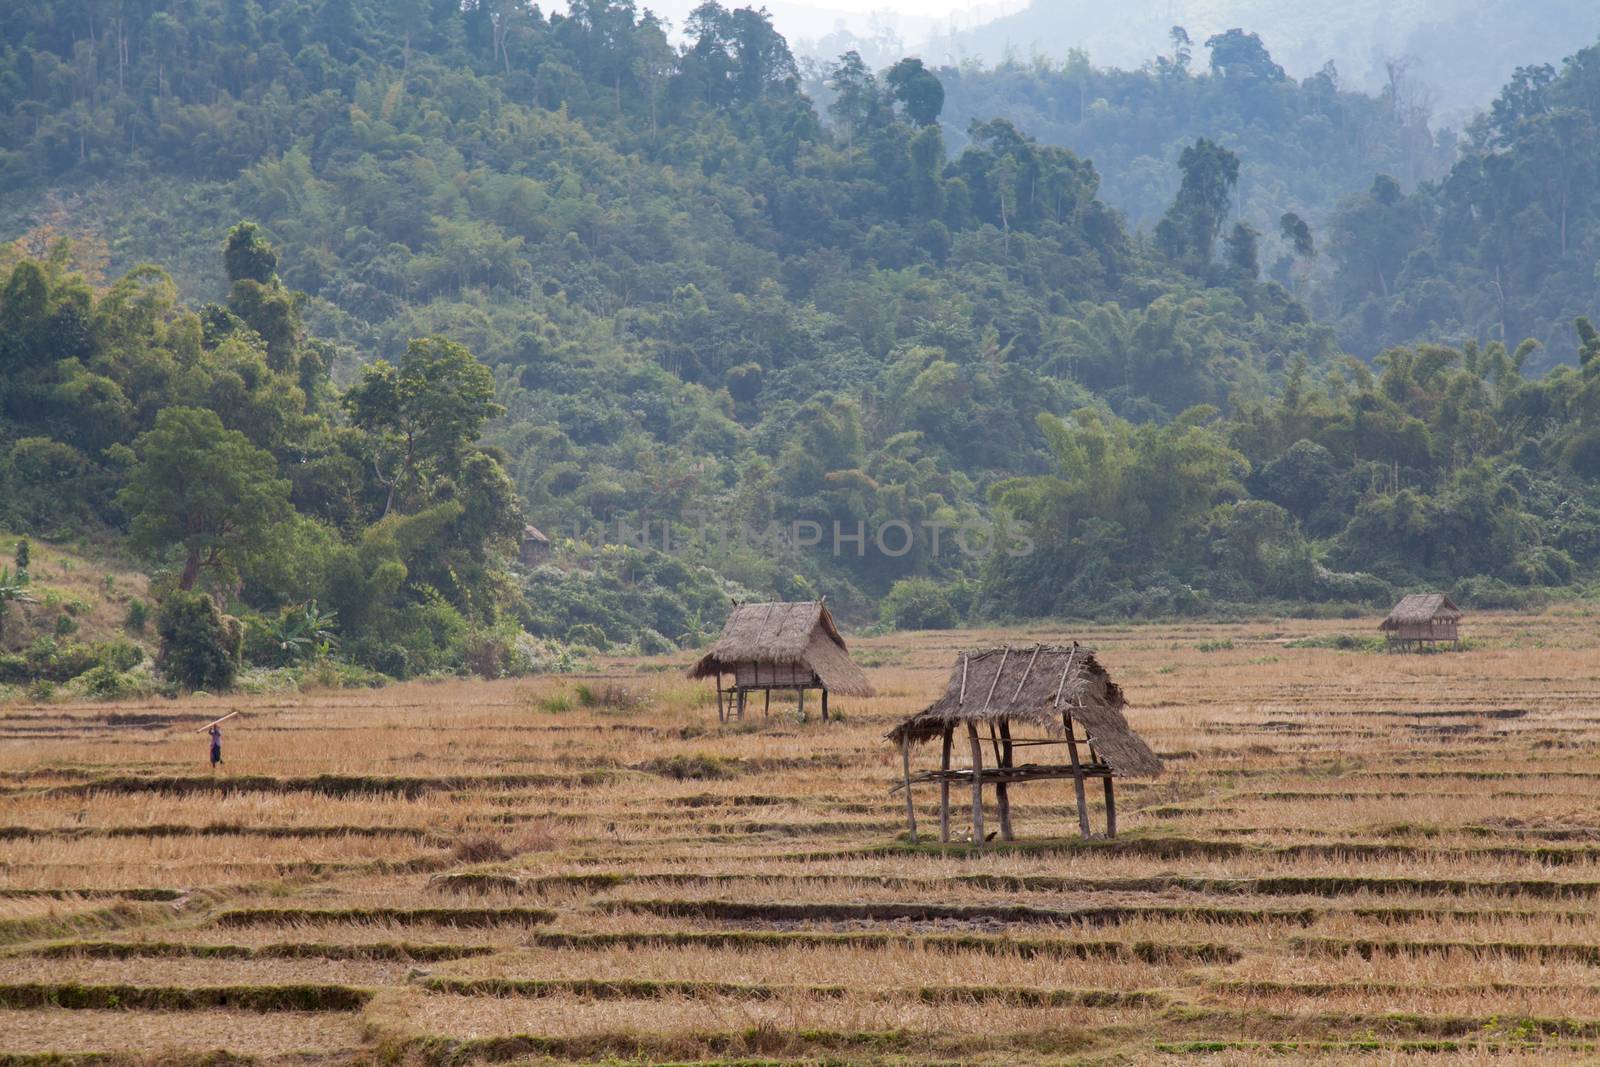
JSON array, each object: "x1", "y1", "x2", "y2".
[
  {"x1": 1292, "y1": 937, "x2": 1600, "y2": 963},
  {"x1": 593, "y1": 896, "x2": 1600, "y2": 929},
  {"x1": 420, "y1": 975, "x2": 1167, "y2": 1007},
  {"x1": 211, "y1": 906, "x2": 557, "y2": 927},
  {"x1": 432, "y1": 868, "x2": 1600, "y2": 900},
  {"x1": 34, "y1": 771, "x2": 607, "y2": 799},
  {"x1": 0, "y1": 982, "x2": 371, "y2": 1011},
  {"x1": 11, "y1": 939, "x2": 496, "y2": 960},
  {"x1": 512, "y1": 929, "x2": 1241, "y2": 961},
  {"x1": 0, "y1": 823, "x2": 446, "y2": 841},
  {"x1": 0, "y1": 1008, "x2": 363, "y2": 1055}
]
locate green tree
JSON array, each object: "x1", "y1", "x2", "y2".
[
  {"x1": 118, "y1": 407, "x2": 292, "y2": 590},
  {"x1": 343, "y1": 336, "x2": 503, "y2": 515},
  {"x1": 155, "y1": 589, "x2": 239, "y2": 691},
  {"x1": 885, "y1": 57, "x2": 944, "y2": 127},
  {"x1": 1155, "y1": 138, "x2": 1240, "y2": 272},
  {"x1": 223, "y1": 221, "x2": 278, "y2": 285}
]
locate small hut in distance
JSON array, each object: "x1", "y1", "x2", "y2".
[
  {"x1": 1380, "y1": 593, "x2": 1462, "y2": 650},
  {"x1": 519, "y1": 525, "x2": 550, "y2": 565},
  {"x1": 888, "y1": 644, "x2": 1162, "y2": 848},
  {"x1": 688, "y1": 600, "x2": 873, "y2": 722}
]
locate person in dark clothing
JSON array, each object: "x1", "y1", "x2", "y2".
[{"x1": 208, "y1": 724, "x2": 222, "y2": 767}]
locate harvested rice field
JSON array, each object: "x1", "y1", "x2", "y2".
[{"x1": 5, "y1": 611, "x2": 1600, "y2": 1064}]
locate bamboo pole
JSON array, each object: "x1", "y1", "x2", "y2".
[
  {"x1": 195, "y1": 710, "x2": 239, "y2": 732},
  {"x1": 996, "y1": 718, "x2": 1014, "y2": 841},
  {"x1": 901, "y1": 737, "x2": 918, "y2": 842},
  {"x1": 967, "y1": 722, "x2": 985, "y2": 849},
  {"x1": 1103, "y1": 775, "x2": 1117, "y2": 838},
  {"x1": 1063, "y1": 710, "x2": 1092, "y2": 839},
  {"x1": 939, "y1": 726, "x2": 953, "y2": 843}
]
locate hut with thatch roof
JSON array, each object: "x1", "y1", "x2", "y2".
[
  {"x1": 1379, "y1": 593, "x2": 1462, "y2": 649},
  {"x1": 688, "y1": 600, "x2": 872, "y2": 722},
  {"x1": 518, "y1": 524, "x2": 550, "y2": 565},
  {"x1": 887, "y1": 644, "x2": 1161, "y2": 848}
]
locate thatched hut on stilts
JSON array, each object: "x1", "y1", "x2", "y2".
[
  {"x1": 1379, "y1": 593, "x2": 1462, "y2": 650},
  {"x1": 687, "y1": 600, "x2": 873, "y2": 722},
  {"x1": 888, "y1": 643, "x2": 1161, "y2": 848}
]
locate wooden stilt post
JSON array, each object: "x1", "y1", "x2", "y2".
[
  {"x1": 966, "y1": 722, "x2": 986, "y2": 849},
  {"x1": 901, "y1": 736, "x2": 918, "y2": 842},
  {"x1": 996, "y1": 719, "x2": 1015, "y2": 842},
  {"x1": 821, "y1": 688, "x2": 829, "y2": 721},
  {"x1": 716, "y1": 676, "x2": 725, "y2": 723},
  {"x1": 1103, "y1": 775, "x2": 1117, "y2": 838},
  {"x1": 798, "y1": 688, "x2": 806, "y2": 720},
  {"x1": 736, "y1": 688, "x2": 746, "y2": 720},
  {"x1": 764, "y1": 689, "x2": 770, "y2": 717},
  {"x1": 1064, "y1": 711, "x2": 1092, "y2": 839},
  {"x1": 939, "y1": 726, "x2": 953, "y2": 843}
]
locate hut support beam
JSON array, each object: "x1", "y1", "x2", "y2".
[
  {"x1": 764, "y1": 689, "x2": 770, "y2": 717},
  {"x1": 798, "y1": 688, "x2": 805, "y2": 720},
  {"x1": 1063, "y1": 711, "x2": 1092, "y2": 839},
  {"x1": 736, "y1": 689, "x2": 746, "y2": 720},
  {"x1": 716, "y1": 677, "x2": 725, "y2": 723},
  {"x1": 900, "y1": 737, "x2": 917, "y2": 842},
  {"x1": 966, "y1": 722, "x2": 985, "y2": 849},
  {"x1": 939, "y1": 726, "x2": 953, "y2": 843},
  {"x1": 1103, "y1": 775, "x2": 1117, "y2": 838},
  {"x1": 996, "y1": 719, "x2": 1015, "y2": 842},
  {"x1": 821, "y1": 688, "x2": 829, "y2": 721}
]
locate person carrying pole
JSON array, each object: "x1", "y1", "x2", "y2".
[{"x1": 197, "y1": 710, "x2": 238, "y2": 769}]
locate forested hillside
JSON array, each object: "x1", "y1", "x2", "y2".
[
  {"x1": 1325, "y1": 47, "x2": 1600, "y2": 369},
  {"x1": 930, "y1": 29, "x2": 1454, "y2": 243},
  {"x1": 922, "y1": 0, "x2": 1600, "y2": 118},
  {"x1": 1, "y1": 1, "x2": 1599, "y2": 695}
]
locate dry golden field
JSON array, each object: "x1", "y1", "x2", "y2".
[{"x1": 5, "y1": 611, "x2": 1600, "y2": 1064}]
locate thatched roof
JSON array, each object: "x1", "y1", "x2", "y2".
[
  {"x1": 887, "y1": 644, "x2": 1162, "y2": 778},
  {"x1": 521, "y1": 524, "x2": 549, "y2": 544},
  {"x1": 1380, "y1": 592, "x2": 1462, "y2": 629},
  {"x1": 687, "y1": 601, "x2": 873, "y2": 696}
]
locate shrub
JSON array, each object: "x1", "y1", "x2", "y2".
[
  {"x1": 574, "y1": 682, "x2": 640, "y2": 711},
  {"x1": 155, "y1": 591, "x2": 238, "y2": 691},
  {"x1": 71, "y1": 665, "x2": 149, "y2": 701},
  {"x1": 125, "y1": 599, "x2": 150, "y2": 633},
  {"x1": 0, "y1": 654, "x2": 28, "y2": 684},
  {"x1": 880, "y1": 578, "x2": 958, "y2": 630},
  {"x1": 641, "y1": 754, "x2": 739, "y2": 780},
  {"x1": 635, "y1": 627, "x2": 676, "y2": 655},
  {"x1": 564, "y1": 622, "x2": 609, "y2": 650},
  {"x1": 96, "y1": 640, "x2": 145, "y2": 672},
  {"x1": 54, "y1": 614, "x2": 78, "y2": 637}
]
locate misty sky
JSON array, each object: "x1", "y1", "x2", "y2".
[{"x1": 563, "y1": 0, "x2": 1028, "y2": 45}]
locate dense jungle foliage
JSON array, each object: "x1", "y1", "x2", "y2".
[{"x1": 1, "y1": 1, "x2": 1598, "y2": 691}]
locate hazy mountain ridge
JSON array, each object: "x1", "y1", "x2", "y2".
[{"x1": 922, "y1": 0, "x2": 1600, "y2": 118}]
